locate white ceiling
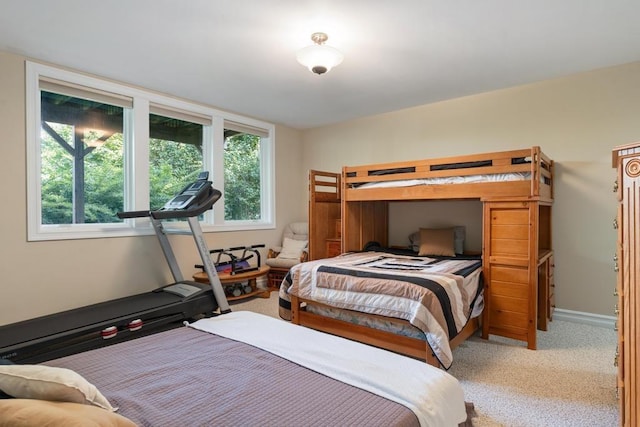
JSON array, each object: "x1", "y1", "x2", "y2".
[{"x1": 1, "y1": 1, "x2": 639, "y2": 129}]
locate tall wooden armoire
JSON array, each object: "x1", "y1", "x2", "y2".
[{"x1": 612, "y1": 142, "x2": 640, "y2": 427}]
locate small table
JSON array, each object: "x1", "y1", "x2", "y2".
[{"x1": 193, "y1": 265, "x2": 271, "y2": 302}]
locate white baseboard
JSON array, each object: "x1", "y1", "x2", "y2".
[{"x1": 553, "y1": 308, "x2": 616, "y2": 329}]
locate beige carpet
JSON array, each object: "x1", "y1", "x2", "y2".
[{"x1": 232, "y1": 293, "x2": 619, "y2": 427}]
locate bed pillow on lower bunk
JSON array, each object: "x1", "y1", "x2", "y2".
[
  {"x1": 0, "y1": 399, "x2": 136, "y2": 427},
  {"x1": 0, "y1": 365, "x2": 115, "y2": 411},
  {"x1": 417, "y1": 227, "x2": 456, "y2": 256},
  {"x1": 409, "y1": 225, "x2": 465, "y2": 254}
]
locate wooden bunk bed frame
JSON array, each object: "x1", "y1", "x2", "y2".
[{"x1": 297, "y1": 146, "x2": 554, "y2": 366}]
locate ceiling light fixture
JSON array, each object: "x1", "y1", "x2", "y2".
[{"x1": 296, "y1": 32, "x2": 344, "y2": 75}]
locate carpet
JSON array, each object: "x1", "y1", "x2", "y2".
[{"x1": 232, "y1": 293, "x2": 618, "y2": 427}]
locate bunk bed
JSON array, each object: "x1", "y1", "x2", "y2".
[{"x1": 282, "y1": 146, "x2": 554, "y2": 367}]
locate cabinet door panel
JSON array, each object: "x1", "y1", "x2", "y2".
[
  {"x1": 491, "y1": 224, "x2": 529, "y2": 239},
  {"x1": 490, "y1": 295, "x2": 528, "y2": 315},
  {"x1": 490, "y1": 238, "x2": 529, "y2": 256},
  {"x1": 489, "y1": 306, "x2": 528, "y2": 330},
  {"x1": 491, "y1": 265, "x2": 529, "y2": 284},
  {"x1": 491, "y1": 280, "x2": 528, "y2": 299},
  {"x1": 490, "y1": 209, "x2": 529, "y2": 225}
]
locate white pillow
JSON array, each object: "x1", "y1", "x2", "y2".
[
  {"x1": 0, "y1": 365, "x2": 115, "y2": 411},
  {"x1": 277, "y1": 237, "x2": 308, "y2": 260}
]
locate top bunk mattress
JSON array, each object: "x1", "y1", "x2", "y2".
[
  {"x1": 354, "y1": 171, "x2": 532, "y2": 189},
  {"x1": 342, "y1": 146, "x2": 553, "y2": 201}
]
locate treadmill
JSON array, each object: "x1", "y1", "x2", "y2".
[{"x1": 0, "y1": 172, "x2": 230, "y2": 363}]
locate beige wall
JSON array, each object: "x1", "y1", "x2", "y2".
[
  {"x1": 0, "y1": 51, "x2": 305, "y2": 325},
  {"x1": 2, "y1": 48, "x2": 639, "y2": 324},
  {"x1": 301, "y1": 61, "x2": 640, "y2": 316}
]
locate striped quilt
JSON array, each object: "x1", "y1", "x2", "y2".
[{"x1": 279, "y1": 251, "x2": 483, "y2": 368}]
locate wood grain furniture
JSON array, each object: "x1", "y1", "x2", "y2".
[
  {"x1": 193, "y1": 265, "x2": 270, "y2": 301},
  {"x1": 308, "y1": 170, "x2": 341, "y2": 260},
  {"x1": 612, "y1": 142, "x2": 640, "y2": 427},
  {"x1": 266, "y1": 266, "x2": 289, "y2": 291},
  {"x1": 299, "y1": 147, "x2": 554, "y2": 358},
  {"x1": 325, "y1": 238, "x2": 342, "y2": 257}
]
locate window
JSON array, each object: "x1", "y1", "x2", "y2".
[
  {"x1": 39, "y1": 81, "x2": 129, "y2": 225},
  {"x1": 223, "y1": 122, "x2": 269, "y2": 221},
  {"x1": 148, "y1": 106, "x2": 208, "y2": 212},
  {"x1": 27, "y1": 62, "x2": 275, "y2": 241}
]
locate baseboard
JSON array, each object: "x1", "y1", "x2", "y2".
[{"x1": 553, "y1": 308, "x2": 616, "y2": 329}]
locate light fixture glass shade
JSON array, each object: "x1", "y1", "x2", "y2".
[{"x1": 296, "y1": 43, "x2": 344, "y2": 75}]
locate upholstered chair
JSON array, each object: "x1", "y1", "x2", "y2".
[{"x1": 265, "y1": 222, "x2": 309, "y2": 290}]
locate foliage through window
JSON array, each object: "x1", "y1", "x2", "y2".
[
  {"x1": 148, "y1": 113, "x2": 204, "y2": 211},
  {"x1": 27, "y1": 62, "x2": 275, "y2": 241},
  {"x1": 224, "y1": 131, "x2": 261, "y2": 221},
  {"x1": 40, "y1": 91, "x2": 125, "y2": 224}
]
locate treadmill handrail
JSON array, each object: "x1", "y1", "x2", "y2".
[{"x1": 117, "y1": 210, "x2": 152, "y2": 219}]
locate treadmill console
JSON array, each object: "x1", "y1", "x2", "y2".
[{"x1": 163, "y1": 172, "x2": 211, "y2": 211}]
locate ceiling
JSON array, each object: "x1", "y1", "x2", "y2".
[{"x1": 1, "y1": 1, "x2": 639, "y2": 129}]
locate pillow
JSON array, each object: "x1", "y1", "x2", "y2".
[
  {"x1": 418, "y1": 228, "x2": 456, "y2": 257},
  {"x1": 277, "y1": 237, "x2": 308, "y2": 260},
  {"x1": 0, "y1": 365, "x2": 115, "y2": 411},
  {"x1": 409, "y1": 225, "x2": 465, "y2": 254},
  {"x1": 0, "y1": 360, "x2": 13, "y2": 399},
  {"x1": 0, "y1": 399, "x2": 136, "y2": 427}
]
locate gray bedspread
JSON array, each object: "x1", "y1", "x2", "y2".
[{"x1": 45, "y1": 326, "x2": 420, "y2": 427}]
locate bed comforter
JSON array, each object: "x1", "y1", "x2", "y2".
[
  {"x1": 43, "y1": 312, "x2": 470, "y2": 427},
  {"x1": 279, "y1": 252, "x2": 483, "y2": 368}
]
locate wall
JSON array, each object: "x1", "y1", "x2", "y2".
[
  {"x1": 301, "y1": 61, "x2": 640, "y2": 316},
  {"x1": 0, "y1": 51, "x2": 306, "y2": 325}
]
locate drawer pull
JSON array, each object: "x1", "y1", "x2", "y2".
[
  {"x1": 614, "y1": 347, "x2": 619, "y2": 367},
  {"x1": 613, "y1": 254, "x2": 618, "y2": 262},
  {"x1": 613, "y1": 180, "x2": 618, "y2": 192},
  {"x1": 614, "y1": 288, "x2": 618, "y2": 296},
  {"x1": 614, "y1": 263, "x2": 619, "y2": 272},
  {"x1": 614, "y1": 304, "x2": 619, "y2": 315},
  {"x1": 614, "y1": 321, "x2": 618, "y2": 332},
  {"x1": 613, "y1": 218, "x2": 618, "y2": 229}
]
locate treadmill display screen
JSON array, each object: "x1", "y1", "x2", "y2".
[{"x1": 186, "y1": 181, "x2": 206, "y2": 193}]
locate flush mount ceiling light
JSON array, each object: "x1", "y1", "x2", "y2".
[{"x1": 296, "y1": 32, "x2": 344, "y2": 75}]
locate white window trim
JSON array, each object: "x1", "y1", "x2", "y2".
[{"x1": 26, "y1": 61, "x2": 275, "y2": 241}]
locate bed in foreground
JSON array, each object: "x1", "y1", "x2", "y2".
[{"x1": 0, "y1": 311, "x2": 472, "y2": 426}]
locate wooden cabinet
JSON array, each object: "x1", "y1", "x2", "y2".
[
  {"x1": 537, "y1": 252, "x2": 555, "y2": 331},
  {"x1": 612, "y1": 142, "x2": 640, "y2": 427},
  {"x1": 482, "y1": 200, "x2": 553, "y2": 349},
  {"x1": 325, "y1": 238, "x2": 342, "y2": 258},
  {"x1": 309, "y1": 170, "x2": 341, "y2": 260}
]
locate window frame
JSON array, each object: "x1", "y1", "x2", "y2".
[{"x1": 26, "y1": 61, "x2": 275, "y2": 241}]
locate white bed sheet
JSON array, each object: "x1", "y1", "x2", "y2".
[
  {"x1": 189, "y1": 311, "x2": 467, "y2": 427},
  {"x1": 353, "y1": 172, "x2": 531, "y2": 189}
]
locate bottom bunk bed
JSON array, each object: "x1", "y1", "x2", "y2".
[
  {"x1": 0, "y1": 311, "x2": 473, "y2": 426},
  {"x1": 279, "y1": 246, "x2": 484, "y2": 369}
]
